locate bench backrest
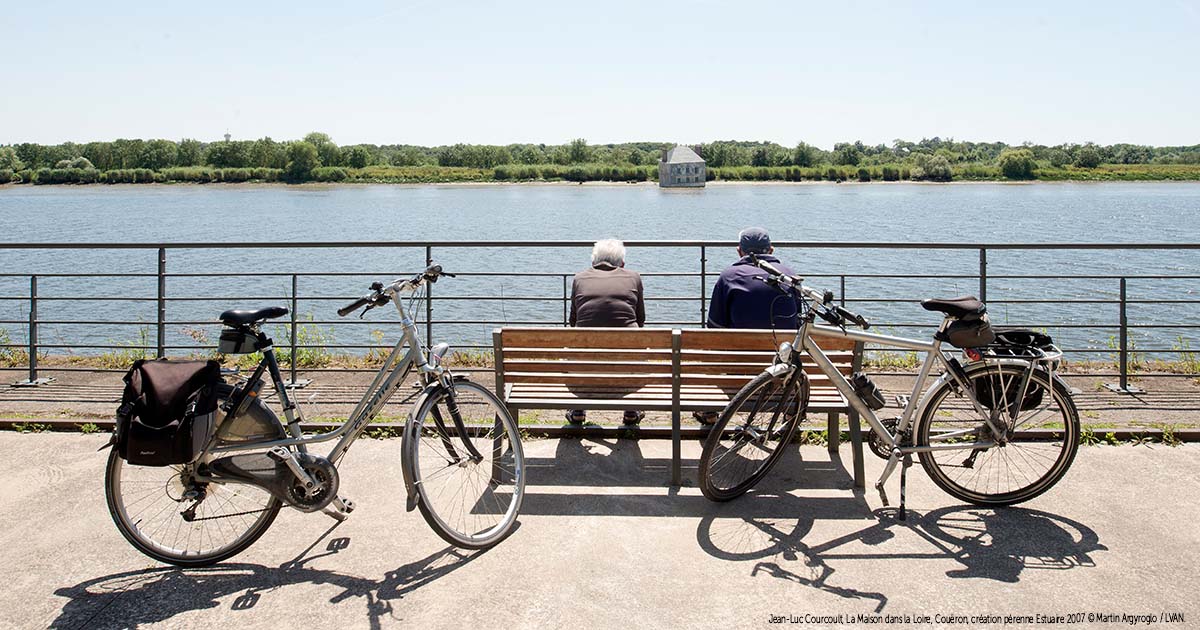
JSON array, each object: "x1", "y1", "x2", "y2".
[
  {"x1": 679, "y1": 329, "x2": 858, "y2": 389},
  {"x1": 494, "y1": 327, "x2": 861, "y2": 391},
  {"x1": 495, "y1": 328, "x2": 675, "y2": 388}
]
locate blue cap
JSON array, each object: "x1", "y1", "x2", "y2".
[{"x1": 738, "y1": 227, "x2": 772, "y2": 254}]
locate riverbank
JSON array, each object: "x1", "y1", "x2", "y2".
[{"x1": 3, "y1": 163, "x2": 1200, "y2": 187}]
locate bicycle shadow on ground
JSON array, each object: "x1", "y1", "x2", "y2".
[
  {"x1": 49, "y1": 522, "x2": 490, "y2": 630},
  {"x1": 697, "y1": 503, "x2": 1106, "y2": 612}
]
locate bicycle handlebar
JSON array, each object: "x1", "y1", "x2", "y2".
[
  {"x1": 338, "y1": 264, "x2": 456, "y2": 317},
  {"x1": 748, "y1": 253, "x2": 871, "y2": 329}
]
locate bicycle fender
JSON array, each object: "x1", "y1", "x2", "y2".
[
  {"x1": 400, "y1": 382, "x2": 444, "y2": 512},
  {"x1": 765, "y1": 363, "x2": 791, "y2": 378}
]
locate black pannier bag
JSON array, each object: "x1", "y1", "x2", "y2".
[
  {"x1": 940, "y1": 314, "x2": 996, "y2": 349},
  {"x1": 974, "y1": 329, "x2": 1059, "y2": 412},
  {"x1": 115, "y1": 359, "x2": 221, "y2": 466}
]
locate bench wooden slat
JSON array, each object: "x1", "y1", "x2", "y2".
[
  {"x1": 501, "y1": 327, "x2": 673, "y2": 349},
  {"x1": 680, "y1": 328, "x2": 856, "y2": 352},
  {"x1": 505, "y1": 348, "x2": 672, "y2": 361}
]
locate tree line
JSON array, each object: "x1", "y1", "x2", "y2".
[{"x1": 2, "y1": 133, "x2": 1199, "y2": 185}]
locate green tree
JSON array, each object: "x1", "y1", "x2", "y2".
[
  {"x1": 139, "y1": 139, "x2": 178, "y2": 170},
  {"x1": 833, "y1": 142, "x2": 863, "y2": 166},
  {"x1": 1047, "y1": 149, "x2": 1069, "y2": 168},
  {"x1": 346, "y1": 146, "x2": 372, "y2": 169},
  {"x1": 249, "y1": 137, "x2": 286, "y2": 169},
  {"x1": 177, "y1": 139, "x2": 203, "y2": 167},
  {"x1": 792, "y1": 142, "x2": 817, "y2": 167},
  {"x1": 0, "y1": 147, "x2": 23, "y2": 171},
  {"x1": 997, "y1": 148, "x2": 1037, "y2": 179},
  {"x1": 206, "y1": 141, "x2": 250, "y2": 168},
  {"x1": 390, "y1": 147, "x2": 425, "y2": 166},
  {"x1": 568, "y1": 138, "x2": 591, "y2": 164},
  {"x1": 304, "y1": 132, "x2": 341, "y2": 166},
  {"x1": 1074, "y1": 144, "x2": 1102, "y2": 168},
  {"x1": 285, "y1": 141, "x2": 319, "y2": 181}
]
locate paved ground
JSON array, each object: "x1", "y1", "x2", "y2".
[{"x1": 2, "y1": 433, "x2": 1198, "y2": 630}]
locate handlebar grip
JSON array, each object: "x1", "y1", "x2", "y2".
[
  {"x1": 337, "y1": 296, "x2": 371, "y2": 317},
  {"x1": 834, "y1": 305, "x2": 870, "y2": 329}
]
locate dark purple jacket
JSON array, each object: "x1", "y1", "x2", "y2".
[{"x1": 707, "y1": 254, "x2": 799, "y2": 329}]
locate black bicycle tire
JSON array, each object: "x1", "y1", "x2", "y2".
[
  {"x1": 105, "y1": 384, "x2": 283, "y2": 567},
  {"x1": 407, "y1": 379, "x2": 525, "y2": 549},
  {"x1": 698, "y1": 369, "x2": 807, "y2": 502},
  {"x1": 916, "y1": 363, "x2": 1080, "y2": 506}
]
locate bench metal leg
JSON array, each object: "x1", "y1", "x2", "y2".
[
  {"x1": 826, "y1": 412, "x2": 839, "y2": 453},
  {"x1": 670, "y1": 409, "x2": 681, "y2": 486},
  {"x1": 491, "y1": 411, "x2": 504, "y2": 484},
  {"x1": 848, "y1": 409, "x2": 865, "y2": 489}
]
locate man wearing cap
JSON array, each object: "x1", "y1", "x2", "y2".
[
  {"x1": 696, "y1": 228, "x2": 800, "y2": 425},
  {"x1": 707, "y1": 227, "x2": 799, "y2": 330}
]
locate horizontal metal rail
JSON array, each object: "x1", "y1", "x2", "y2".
[{"x1": 2, "y1": 241, "x2": 1198, "y2": 392}]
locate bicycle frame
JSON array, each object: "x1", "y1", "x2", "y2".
[
  {"x1": 204, "y1": 286, "x2": 439, "y2": 466},
  {"x1": 794, "y1": 318, "x2": 1011, "y2": 489}
]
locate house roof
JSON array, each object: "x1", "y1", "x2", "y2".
[{"x1": 663, "y1": 145, "x2": 705, "y2": 164}]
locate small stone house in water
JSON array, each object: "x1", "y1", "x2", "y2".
[{"x1": 658, "y1": 145, "x2": 706, "y2": 187}]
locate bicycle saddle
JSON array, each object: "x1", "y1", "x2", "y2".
[
  {"x1": 920, "y1": 296, "x2": 985, "y2": 319},
  {"x1": 219, "y1": 306, "x2": 289, "y2": 326}
]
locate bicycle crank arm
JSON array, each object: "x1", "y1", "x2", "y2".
[{"x1": 268, "y1": 446, "x2": 318, "y2": 490}]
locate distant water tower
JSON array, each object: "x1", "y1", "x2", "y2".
[{"x1": 223, "y1": 132, "x2": 232, "y2": 142}]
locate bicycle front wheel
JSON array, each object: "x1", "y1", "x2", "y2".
[
  {"x1": 405, "y1": 379, "x2": 525, "y2": 549},
  {"x1": 916, "y1": 362, "x2": 1080, "y2": 506},
  {"x1": 698, "y1": 369, "x2": 807, "y2": 502}
]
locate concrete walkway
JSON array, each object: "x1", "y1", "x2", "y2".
[{"x1": 2, "y1": 433, "x2": 1198, "y2": 629}]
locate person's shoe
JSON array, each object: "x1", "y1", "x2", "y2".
[
  {"x1": 622, "y1": 410, "x2": 645, "y2": 426},
  {"x1": 693, "y1": 411, "x2": 719, "y2": 426},
  {"x1": 565, "y1": 410, "x2": 586, "y2": 425}
]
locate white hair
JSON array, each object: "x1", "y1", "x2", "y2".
[{"x1": 591, "y1": 239, "x2": 626, "y2": 267}]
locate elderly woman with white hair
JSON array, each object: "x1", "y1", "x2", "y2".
[{"x1": 566, "y1": 238, "x2": 646, "y2": 426}]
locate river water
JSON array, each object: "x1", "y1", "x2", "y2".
[{"x1": 1, "y1": 182, "x2": 1197, "y2": 359}]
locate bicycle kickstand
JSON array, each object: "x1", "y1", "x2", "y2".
[{"x1": 898, "y1": 454, "x2": 913, "y2": 521}]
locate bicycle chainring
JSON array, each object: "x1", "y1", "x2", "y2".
[
  {"x1": 867, "y1": 417, "x2": 902, "y2": 460},
  {"x1": 285, "y1": 455, "x2": 340, "y2": 513}
]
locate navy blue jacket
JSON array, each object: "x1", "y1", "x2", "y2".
[{"x1": 707, "y1": 254, "x2": 799, "y2": 330}]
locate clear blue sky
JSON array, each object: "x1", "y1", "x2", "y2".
[{"x1": 4, "y1": 0, "x2": 1198, "y2": 148}]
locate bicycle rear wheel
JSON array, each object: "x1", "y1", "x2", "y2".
[
  {"x1": 916, "y1": 362, "x2": 1079, "y2": 506},
  {"x1": 105, "y1": 385, "x2": 281, "y2": 567},
  {"x1": 405, "y1": 379, "x2": 525, "y2": 549},
  {"x1": 698, "y1": 369, "x2": 808, "y2": 501}
]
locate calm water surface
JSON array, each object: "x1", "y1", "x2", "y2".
[{"x1": 1, "y1": 182, "x2": 1197, "y2": 357}]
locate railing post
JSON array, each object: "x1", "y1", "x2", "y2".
[
  {"x1": 699, "y1": 245, "x2": 708, "y2": 326},
  {"x1": 978, "y1": 247, "x2": 987, "y2": 303},
  {"x1": 425, "y1": 245, "x2": 433, "y2": 347},
  {"x1": 27, "y1": 276, "x2": 37, "y2": 382},
  {"x1": 1106, "y1": 276, "x2": 1141, "y2": 394},
  {"x1": 1119, "y1": 277, "x2": 1128, "y2": 390},
  {"x1": 285, "y1": 274, "x2": 312, "y2": 388},
  {"x1": 562, "y1": 275, "x2": 569, "y2": 326},
  {"x1": 15, "y1": 275, "x2": 50, "y2": 387},
  {"x1": 156, "y1": 247, "x2": 166, "y2": 359},
  {"x1": 839, "y1": 275, "x2": 846, "y2": 307}
]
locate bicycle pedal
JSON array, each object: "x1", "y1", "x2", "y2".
[
  {"x1": 894, "y1": 394, "x2": 910, "y2": 408},
  {"x1": 266, "y1": 446, "x2": 290, "y2": 462},
  {"x1": 334, "y1": 496, "x2": 355, "y2": 513}
]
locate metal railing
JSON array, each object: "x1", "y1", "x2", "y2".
[{"x1": 2, "y1": 241, "x2": 1199, "y2": 393}]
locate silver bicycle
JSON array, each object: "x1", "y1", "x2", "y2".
[
  {"x1": 698, "y1": 256, "x2": 1080, "y2": 517},
  {"x1": 106, "y1": 264, "x2": 525, "y2": 566}
]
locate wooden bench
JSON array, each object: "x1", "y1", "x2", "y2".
[{"x1": 492, "y1": 327, "x2": 866, "y2": 487}]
